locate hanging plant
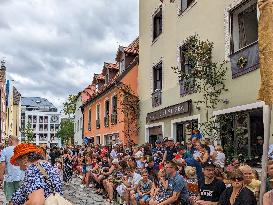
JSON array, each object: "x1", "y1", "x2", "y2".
[{"x1": 237, "y1": 56, "x2": 248, "y2": 69}]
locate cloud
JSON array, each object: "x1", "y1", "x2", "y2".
[{"x1": 0, "y1": 0, "x2": 139, "y2": 110}]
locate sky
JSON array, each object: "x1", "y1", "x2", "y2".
[{"x1": 0, "y1": 0, "x2": 139, "y2": 110}]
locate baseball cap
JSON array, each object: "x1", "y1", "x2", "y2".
[
  {"x1": 203, "y1": 161, "x2": 216, "y2": 168},
  {"x1": 155, "y1": 139, "x2": 162, "y2": 144},
  {"x1": 257, "y1": 136, "x2": 263, "y2": 140}
]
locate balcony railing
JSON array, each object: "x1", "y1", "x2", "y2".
[
  {"x1": 104, "y1": 115, "x2": 109, "y2": 127},
  {"x1": 88, "y1": 122, "x2": 91, "y2": 131},
  {"x1": 152, "y1": 89, "x2": 162, "y2": 107},
  {"x1": 230, "y1": 41, "x2": 259, "y2": 79},
  {"x1": 111, "y1": 113, "x2": 117, "y2": 125},
  {"x1": 180, "y1": 79, "x2": 194, "y2": 96},
  {"x1": 96, "y1": 119, "x2": 100, "y2": 129}
]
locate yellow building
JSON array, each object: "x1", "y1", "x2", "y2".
[
  {"x1": 139, "y1": 0, "x2": 270, "y2": 162},
  {"x1": 6, "y1": 81, "x2": 21, "y2": 140}
]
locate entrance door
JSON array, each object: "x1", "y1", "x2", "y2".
[
  {"x1": 149, "y1": 135, "x2": 158, "y2": 145},
  {"x1": 176, "y1": 123, "x2": 184, "y2": 143},
  {"x1": 148, "y1": 125, "x2": 163, "y2": 145}
]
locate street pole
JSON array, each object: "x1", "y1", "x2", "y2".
[{"x1": 259, "y1": 104, "x2": 272, "y2": 205}]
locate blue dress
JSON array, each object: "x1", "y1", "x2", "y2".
[{"x1": 11, "y1": 161, "x2": 63, "y2": 205}]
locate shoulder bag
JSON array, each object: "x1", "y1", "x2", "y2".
[{"x1": 36, "y1": 162, "x2": 73, "y2": 205}]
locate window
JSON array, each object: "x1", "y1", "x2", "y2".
[
  {"x1": 153, "y1": 7, "x2": 162, "y2": 40},
  {"x1": 105, "y1": 73, "x2": 109, "y2": 84},
  {"x1": 120, "y1": 58, "x2": 125, "y2": 73},
  {"x1": 112, "y1": 96, "x2": 118, "y2": 113},
  {"x1": 181, "y1": 0, "x2": 194, "y2": 13},
  {"x1": 105, "y1": 100, "x2": 110, "y2": 117},
  {"x1": 180, "y1": 46, "x2": 195, "y2": 95},
  {"x1": 230, "y1": 0, "x2": 258, "y2": 53},
  {"x1": 96, "y1": 104, "x2": 100, "y2": 129},
  {"x1": 96, "y1": 104, "x2": 100, "y2": 120},
  {"x1": 80, "y1": 117, "x2": 83, "y2": 130},
  {"x1": 88, "y1": 109, "x2": 92, "y2": 131},
  {"x1": 153, "y1": 62, "x2": 163, "y2": 92}
]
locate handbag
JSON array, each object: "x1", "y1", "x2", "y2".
[{"x1": 36, "y1": 162, "x2": 73, "y2": 205}]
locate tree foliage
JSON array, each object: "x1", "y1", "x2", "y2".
[
  {"x1": 63, "y1": 94, "x2": 77, "y2": 119},
  {"x1": 57, "y1": 119, "x2": 74, "y2": 145},
  {"x1": 22, "y1": 122, "x2": 34, "y2": 143}
]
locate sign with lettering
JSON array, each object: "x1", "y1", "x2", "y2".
[{"x1": 146, "y1": 100, "x2": 191, "y2": 122}]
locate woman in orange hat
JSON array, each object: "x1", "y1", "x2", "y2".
[{"x1": 10, "y1": 143, "x2": 63, "y2": 205}]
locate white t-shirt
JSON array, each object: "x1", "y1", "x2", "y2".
[
  {"x1": 110, "y1": 150, "x2": 118, "y2": 158},
  {"x1": 214, "y1": 151, "x2": 226, "y2": 168},
  {"x1": 129, "y1": 172, "x2": 142, "y2": 187}
]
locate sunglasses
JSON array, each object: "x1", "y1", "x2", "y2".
[{"x1": 231, "y1": 177, "x2": 244, "y2": 182}]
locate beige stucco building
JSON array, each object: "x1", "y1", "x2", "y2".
[
  {"x1": 5, "y1": 80, "x2": 21, "y2": 140},
  {"x1": 139, "y1": 0, "x2": 271, "y2": 161}
]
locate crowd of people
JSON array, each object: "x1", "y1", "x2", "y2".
[{"x1": 0, "y1": 134, "x2": 272, "y2": 205}]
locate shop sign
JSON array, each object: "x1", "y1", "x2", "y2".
[{"x1": 146, "y1": 100, "x2": 191, "y2": 122}]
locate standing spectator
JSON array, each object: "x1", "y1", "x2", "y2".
[
  {"x1": 192, "y1": 129, "x2": 202, "y2": 140},
  {"x1": 163, "y1": 139, "x2": 177, "y2": 162},
  {"x1": 49, "y1": 148, "x2": 57, "y2": 166},
  {"x1": 195, "y1": 161, "x2": 226, "y2": 205},
  {"x1": 0, "y1": 136, "x2": 24, "y2": 205},
  {"x1": 10, "y1": 143, "x2": 63, "y2": 205},
  {"x1": 63, "y1": 149, "x2": 73, "y2": 184},
  {"x1": 152, "y1": 140, "x2": 165, "y2": 170},
  {"x1": 218, "y1": 169, "x2": 256, "y2": 205}
]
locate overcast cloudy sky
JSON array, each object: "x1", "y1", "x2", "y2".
[{"x1": 0, "y1": 0, "x2": 139, "y2": 110}]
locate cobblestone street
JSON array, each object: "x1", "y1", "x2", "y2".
[
  {"x1": 0, "y1": 178, "x2": 117, "y2": 205},
  {"x1": 64, "y1": 177, "x2": 117, "y2": 205}
]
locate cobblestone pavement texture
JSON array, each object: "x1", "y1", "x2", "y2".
[
  {"x1": 0, "y1": 178, "x2": 118, "y2": 205},
  {"x1": 64, "y1": 177, "x2": 118, "y2": 205}
]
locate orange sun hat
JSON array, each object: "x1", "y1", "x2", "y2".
[{"x1": 10, "y1": 143, "x2": 44, "y2": 165}]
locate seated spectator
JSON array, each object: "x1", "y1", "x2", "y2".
[
  {"x1": 150, "y1": 161, "x2": 189, "y2": 205},
  {"x1": 149, "y1": 169, "x2": 172, "y2": 205},
  {"x1": 120, "y1": 168, "x2": 142, "y2": 205},
  {"x1": 266, "y1": 160, "x2": 273, "y2": 192},
  {"x1": 132, "y1": 170, "x2": 153, "y2": 205},
  {"x1": 211, "y1": 145, "x2": 226, "y2": 169},
  {"x1": 204, "y1": 136, "x2": 215, "y2": 156},
  {"x1": 193, "y1": 161, "x2": 226, "y2": 205},
  {"x1": 218, "y1": 169, "x2": 257, "y2": 205},
  {"x1": 263, "y1": 189, "x2": 273, "y2": 205},
  {"x1": 239, "y1": 165, "x2": 261, "y2": 200}
]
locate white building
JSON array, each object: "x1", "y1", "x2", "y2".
[
  {"x1": 21, "y1": 97, "x2": 61, "y2": 147},
  {"x1": 74, "y1": 94, "x2": 83, "y2": 145}
]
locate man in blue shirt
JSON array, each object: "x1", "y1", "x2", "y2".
[
  {"x1": 0, "y1": 135, "x2": 24, "y2": 205},
  {"x1": 157, "y1": 161, "x2": 189, "y2": 205}
]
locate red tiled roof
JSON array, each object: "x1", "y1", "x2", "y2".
[
  {"x1": 81, "y1": 84, "x2": 96, "y2": 103},
  {"x1": 105, "y1": 62, "x2": 119, "y2": 70},
  {"x1": 95, "y1": 74, "x2": 105, "y2": 81},
  {"x1": 124, "y1": 37, "x2": 139, "y2": 55}
]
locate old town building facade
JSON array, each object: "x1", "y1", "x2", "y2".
[
  {"x1": 82, "y1": 38, "x2": 139, "y2": 145},
  {"x1": 138, "y1": 0, "x2": 270, "y2": 161}
]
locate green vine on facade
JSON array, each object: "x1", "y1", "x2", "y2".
[
  {"x1": 116, "y1": 83, "x2": 140, "y2": 146},
  {"x1": 172, "y1": 34, "x2": 228, "y2": 139}
]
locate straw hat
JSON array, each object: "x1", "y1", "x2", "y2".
[{"x1": 10, "y1": 143, "x2": 44, "y2": 165}]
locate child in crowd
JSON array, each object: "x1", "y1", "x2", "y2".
[
  {"x1": 133, "y1": 170, "x2": 153, "y2": 205},
  {"x1": 185, "y1": 166, "x2": 199, "y2": 197}
]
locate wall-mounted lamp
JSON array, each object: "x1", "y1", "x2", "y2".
[{"x1": 223, "y1": 99, "x2": 229, "y2": 104}]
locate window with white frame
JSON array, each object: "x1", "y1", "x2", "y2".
[
  {"x1": 181, "y1": 0, "x2": 195, "y2": 13},
  {"x1": 153, "y1": 7, "x2": 162, "y2": 40},
  {"x1": 230, "y1": 0, "x2": 258, "y2": 53}
]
